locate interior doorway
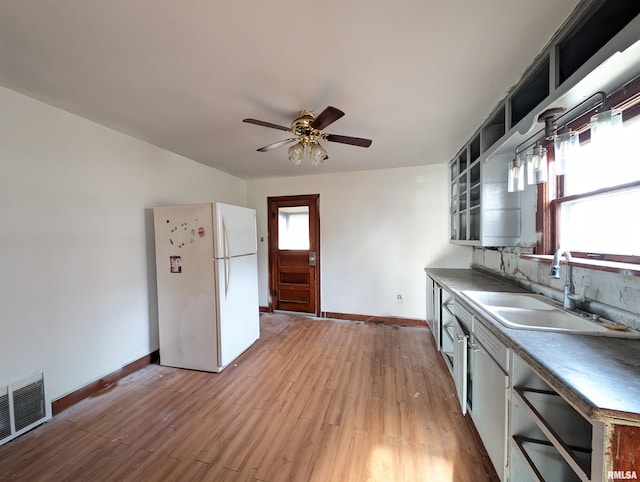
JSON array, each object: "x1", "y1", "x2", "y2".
[{"x1": 267, "y1": 194, "x2": 320, "y2": 315}]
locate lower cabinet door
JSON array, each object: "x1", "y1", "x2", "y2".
[
  {"x1": 453, "y1": 317, "x2": 468, "y2": 414},
  {"x1": 472, "y1": 343, "x2": 509, "y2": 481}
]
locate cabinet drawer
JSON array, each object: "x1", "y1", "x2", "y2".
[
  {"x1": 455, "y1": 304, "x2": 474, "y2": 331},
  {"x1": 474, "y1": 321, "x2": 509, "y2": 372}
]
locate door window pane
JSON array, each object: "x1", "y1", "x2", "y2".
[{"x1": 278, "y1": 206, "x2": 310, "y2": 250}]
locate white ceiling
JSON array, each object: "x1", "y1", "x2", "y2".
[{"x1": 0, "y1": 0, "x2": 582, "y2": 180}]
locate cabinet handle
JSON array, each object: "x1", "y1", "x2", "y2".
[{"x1": 469, "y1": 342, "x2": 480, "y2": 352}]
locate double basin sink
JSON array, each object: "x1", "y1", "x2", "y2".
[{"x1": 462, "y1": 291, "x2": 640, "y2": 338}]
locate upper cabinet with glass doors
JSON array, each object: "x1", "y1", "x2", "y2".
[
  {"x1": 448, "y1": 0, "x2": 640, "y2": 247},
  {"x1": 449, "y1": 110, "x2": 519, "y2": 247},
  {"x1": 450, "y1": 136, "x2": 481, "y2": 243}
]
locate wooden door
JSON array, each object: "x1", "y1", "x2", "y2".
[{"x1": 268, "y1": 194, "x2": 320, "y2": 315}]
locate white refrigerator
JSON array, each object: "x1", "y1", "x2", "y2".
[{"x1": 153, "y1": 202, "x2": 260, "y2": 372}]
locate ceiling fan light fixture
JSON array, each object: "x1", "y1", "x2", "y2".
[
  {"x1": 288, "y1": 142, "x2": 304, "y2": 165},
  {"x1": 310, "y1": 143, "x2": 327, "y2": 166}
]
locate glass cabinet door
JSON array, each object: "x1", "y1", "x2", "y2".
[{"x1": 449, "y1": 152, "x2": 481, "y2": 243}]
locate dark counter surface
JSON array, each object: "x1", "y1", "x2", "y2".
[{"x1": 426, "y1": 268, "x2": 640, "y2": 423}]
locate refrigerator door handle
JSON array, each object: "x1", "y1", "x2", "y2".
[{"x1": 222, "y1": 217, "x2": 231, "y2": 299}]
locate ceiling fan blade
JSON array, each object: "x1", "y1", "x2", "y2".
[
  {"x1": 243, "y1": 118, "x2": 292, "y2": 132},
  {"x1": 325, "y1": 134, "x2": 372, "y2": 148},
  {"x1": 257, "y1": 138, "x2": 298, "y2": 152},
  {"x1": 310, "y1": 106, "x2": 345, "y2": 130}
]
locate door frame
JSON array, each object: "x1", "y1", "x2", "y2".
[{"x1": 267, "y1": 194, "x2": 320, "y2": 316}]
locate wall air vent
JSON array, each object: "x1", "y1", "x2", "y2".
[{"x1": 0, "y1": 371, "x2": 51, "y2": 446}]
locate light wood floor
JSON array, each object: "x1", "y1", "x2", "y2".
[{"x1": 0, "y1": 314, "x2": 498, "y2": 481}]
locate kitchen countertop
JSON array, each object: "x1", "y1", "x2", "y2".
[{"x1": 426, "y1": 268, "x2": 640, "y2": 424}]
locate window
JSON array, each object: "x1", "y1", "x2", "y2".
[
  {"x1": 277, "y1": 206, "x2": 310, "y2": 250},
  {"x1": 540, "y1": 77, "x2": 640, "y2": 263},
  {"x1": 559, "y1": 185, "x2": 640, "y2": 257},
  {"x1": 558, "y1": 115, "x2": 640, "y2": 258}
]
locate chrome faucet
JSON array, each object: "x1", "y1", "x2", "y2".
[{"x1": 549, "y1": 249, "x2": 575, "y2": 310}]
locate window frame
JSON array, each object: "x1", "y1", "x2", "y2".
[{"x1": 536, "y1": 75, "x2": 640, "y2": 264}]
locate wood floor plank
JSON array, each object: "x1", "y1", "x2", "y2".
[
  {"x1": 168, "y1": 398, "x2": 243, "y2": 462},
  {"x1": 308, "y1": 422, "x2": 342, "y2": 482},
  {"x1": 277, "y1": 380, "x2": 316, "y2": 418},
  {"x1": 161, "y1": 457, "x2": 212, "y2": 481},
  {"x1": 0, "y1": 313, "x2": 498, "y2": 481},
  {"x1": 0, "y1": 417, "x2": 76, "y2": 474},
  {"x1": 208, "y1": 407, "x2": 269, "y2": 469},
  {"x1": 105, "y1": 388, "x2": 194, "y2": 446},
  {"x1": 81, "y1": 386, "x2": 161, "y2": 439},
  {"x1": 299, "y1": 386, "x2": 333, "y2": 423},
  {"x1": 19, "y1": 429, "x2": 96, "y2": 480},
  {"x1": 121, "y1": 449, "x2": 179, "y2": 481},
  {"x1": 0, "y1": 421, "x2": 82, "y2": 479},
  {"x1": 364, "y1": 433, "x2": 401, "y2": 482},
  {"x1": 326, "y1": 425, "x2": 364, "y2": 482},
  {"x1": 92, "y1": 445, "x2": 157, "y2": 482},
  {"x1": 257, "y1": 415, "x2": 314, "y2": 482},
  {"x1": 63, "y1": 438, "x2": 134, "y2": 481},
  {"x1": 226, "y1": 409, "x2": 290, "y2": 474},
  {"x1": 131, "y1": 391, "x2": 212, "y2": 453}
]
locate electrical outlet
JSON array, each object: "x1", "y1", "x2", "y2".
[{"x1": 397, "y1": 294, "x2": 403, "y2": 304}]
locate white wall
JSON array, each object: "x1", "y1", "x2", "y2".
[
  {"x1": 0, "y1": 86, "x2": 247, "y2": 401},
  {"x1": 247, "y1": 165, "x2": 472, "y2": 320}
]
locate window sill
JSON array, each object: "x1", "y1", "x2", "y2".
[{"x1": 521, "y1": 255, "x2": 640, "y2": 276}]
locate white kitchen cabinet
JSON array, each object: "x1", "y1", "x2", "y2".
[
  {"x1": 509, "y1": 354, "x2": 603, "y2": 482},
  {"x1": 428, "y1": 279, "x2": 442, "y2": 351},
  {"x1": 471, "y1": 324, "x2": 509, "y2": 482},
  {"x1": 431, "y1": 282, "x2": 470, "y2": 416},
  {"x1": 449, "y1": 139, "x2": 521, "y2": 247},
  {"x1": 450, "y1": 142, "x2": 481, "y2": 244},
  {"x1": 440, "y1": 288, "x2": 456, "y2": 374},
  {"x1": 453, "y1": 316, "x2": 468, "y2": 415},
  {"x1": 425, "y1": 269, "x2": 640, "y2": 482}
]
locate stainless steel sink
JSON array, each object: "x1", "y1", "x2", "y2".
[
  {"x1": 462, "y1": 291, "x2": 556, "y2": 311},
  {"x1": 462, "y1": 291, "x2": 640, "y2": 338}
]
